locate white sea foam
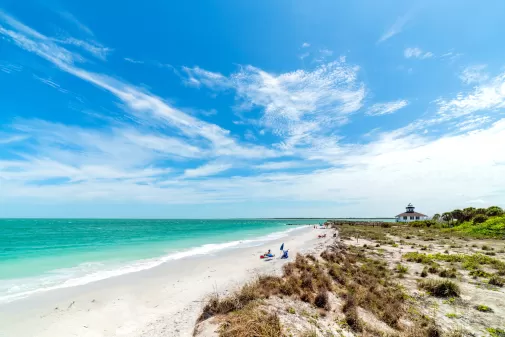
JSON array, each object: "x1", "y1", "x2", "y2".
[{"x1": 0, "y1": 226, "x2": 308, "y2": 304}]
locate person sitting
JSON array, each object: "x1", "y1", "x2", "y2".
[{"x1": 281, "y1": 250, "x2": 289, "y2": 259}]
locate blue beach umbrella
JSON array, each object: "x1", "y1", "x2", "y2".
[{"x1": 280, "y1": 243, "x2": 284, "y2": 251}]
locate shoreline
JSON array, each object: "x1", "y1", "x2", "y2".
[
  {"x1": 0, "y1": 224, "x2": 312, "y2": 305},
  {"x1": 0, "y1": 226, "x2": 335, "y2": 337}
]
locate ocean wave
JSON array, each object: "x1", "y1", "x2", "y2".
[{"x1": 0, "y1": 225, "x2": 307, "y2": 304}]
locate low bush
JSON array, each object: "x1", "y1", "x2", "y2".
[
  {"x1": 314, "y1": 291, "x2": 329, "y2": 309},
  {"x1": 418, "y1": 279, "x2": 460, "y2": 297},
  {"x1": 475, "y1": 304, "x2": 493, "y2": 312},
  {"x1": 487, "y1": 328, "x2": 505, "y2": 337},
  {"x1": 396, "y1": 264, "x2": 409, "y2": 275},
  {"x1": 469, "y1": 269, "x2": 491, "y2": 278},
  {"x1": 439, "y1": 268, "x2": 457, "y2": 278},
  {"x1": 473, "y1": 214, "x2": 488, "y2": 224},
  {"x1": 488, "y1": 275, "x2": 504, "y2": 287}
]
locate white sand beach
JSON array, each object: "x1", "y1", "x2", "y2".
[{"x1": 0, "y1": 226, "x2": 335, "y2": 337}]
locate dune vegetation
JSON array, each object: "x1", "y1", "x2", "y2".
[{"x1": 405, "y1": 206, "x2": 505, "y2": 238}]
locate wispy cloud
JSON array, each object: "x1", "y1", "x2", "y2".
[
  {"x1": 0, "y1": 11, "x2": 277, "y2": 161},
  {"x1": 58, "y1": 11, "x2": 94, "y2": 36},
  {"x1": 54, "y1": 37, "x2": 110, "y2": 60},
  {"x1": 0, "y1": 61, "x2": 22, "y2": 74},
  {"x1": 33, "y1": 74, "x2": 69, "y2": 93},
  {"x1": 2, "y1": 8, "x2": 505, "y2": 216},
  {"x1": 0, "y1": 134, "x2": 28, "y2": 144},
  {"x1": 459, "y1": 65, "x2": 489, "y2": 84},
  {"x1": 183, "y1": 162, "x2": 232, "y2": 178},
  {"x1": 366, "y1": 100, "x2": 409, "y2": 116},
  {"x1": 378, "y1": 14, "x2": 411, "y2": 43},
  {"x1": 255, "y1": 161, "x2": 306, "y2": 171},
  {"x1": 456, "y1": 116, "x2": 491, "y2": 131},
  {"x1": 124, "y1": 57, "x2": 145, "y2": 64},
  {"x1": 301, "y1": 42, "x2": 310, "y2": 48},
  {"x1": 404, "y1": 47, "x2": 433, "y2": 59},
  {"x1": 437, "y1": 71, "x2": 505, "y2": 119},
  {"x1": 183, "y1": 60, "x2": 365, "y2": 149},
  {"x1": 182, "y1": 66, "x2": 229, "y2": 89}
]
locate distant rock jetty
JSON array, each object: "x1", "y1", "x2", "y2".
[{"x1": 324, "y1": 220, "x2": 390, "y2": 227}]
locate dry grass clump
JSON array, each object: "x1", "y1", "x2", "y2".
[
  {"x1": 218, "y1": 304, "x2": 283, "y2": 337},
  {"x1": 438, "y1": 268, "x2": 458, "y2": 278},
  {"x1": 314, "y1": 291, "x2": 329, "y2": 309},
  {"x1": 320, "y1": 246, "x2": 405, "y2": 328},
  {"x1": 418, "y1": 279, "x2": 460, "y2": 297},
  {"x1": 198, "y1": 282, "x2": 262, "y2": 322},
  {"x1": 342, "y1": 294, "x2": 362, "y2": 332},
  {"x1": 488, "y1": 275, "x2": 504, "y2": 287}
]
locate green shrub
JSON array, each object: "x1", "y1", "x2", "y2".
[
  {"x1": 418, "y1": 279, "x2": 460, "y2": 297},
  {"x1": 395, "y1": 264, "x2": 409, "y2": 275},
  {"x1": 473, "y1": 214, "x2": 488, "y2": 224},
  {"x1": 487, "y1": 328, "x2": 505, "y2": 337},
  {"x1": 445, "y1": 313, "x2": 459, "y2": 319},
  {"x1": 421, "y1": 268, "x2": 428, "y2": 277},
  {"x1": 475, "y1": 304, "x2": 493, "y2": 312},
  {"x1": 469, "y1": 269, "x2": 491, "y2": 278}
]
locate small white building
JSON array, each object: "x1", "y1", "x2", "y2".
[{"x1": 395, "y1": 203, "x2": 428, "y2": 222}]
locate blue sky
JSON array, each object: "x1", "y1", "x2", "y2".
[{"x1": 1, "y1": 0, "x2": 505, "y2": 218}]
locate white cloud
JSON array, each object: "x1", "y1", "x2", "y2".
[
  {"x1": 183, "y1": 162, "x2": 232, "y2": 178},
  {"x1": 124, "y1": 57, "x2": 145, "y2": 64},
  {"x1": 0, "y1": 61, "x2": 22, "y2": 74},
  {"x1": 378, "y1": 14, "x2": 411, "y2": 43},
  {"x1": 184, "y1": 60, "x2": 365, "y2": 149},
  {"x1": 0, "y1": 12, "x2": 277, "y2": 161},
  {"x1": 53, "y1": 37, "x2": 110, "y2": 60},
  {"x1": 404, "y1": 47, "x2": 433, "y2": 59},
  {"x1": 459, "y1": 65, "x2": 489, "y2": 84},
  {"x1": 0, "y1": 134, "x2": 28, "y2": 144},
  {"x1": 33, "y1": 74, "x2": 69, "y2": 93},
  {"x1": 366, "y1": 100, "x2": 409, "y2": 116},
  {"x1": 299, "y1": 52, "x2": 310, "y2": 60},
  {"x1": 455, "y1": 116, "x2": 491, "y2": 131},
  {"x1": 182, "y1": 66, "x2": 229, "y2": 89},
  {"x1": 301, "y1": 42, "x2": 310, "y2": 48},
  {"x1": 58, "y1": 11, "x2": 94, "y2": 36},
  {"x1": 3, "y1": 9, "x2": 505, "y2": 217},
  {"x1": 255, "y1": 161, "x2": 305, "y2": 170},
  {"x1": 437, "y1": 71, "x2": 505, "y2": 119}
]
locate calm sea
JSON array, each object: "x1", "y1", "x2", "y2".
[{"x1": 0, "y1": 218, "x2": 328, "y2": 303}]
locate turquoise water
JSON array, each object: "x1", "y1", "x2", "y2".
[{"x1": 0, "y1": 218, "x2": 326, "y2": 303}]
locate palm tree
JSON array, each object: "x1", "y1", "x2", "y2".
[{"x1": 432, "y1": 213, "x2": 441, "y2": 222}]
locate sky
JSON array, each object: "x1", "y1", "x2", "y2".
[{"x1": 1, "y1": 0, "x2": 505, "y2": 218}]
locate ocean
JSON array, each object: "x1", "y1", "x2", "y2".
[{"x1": 0, "y1": 218, "x2": 328, "y2": 304}]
